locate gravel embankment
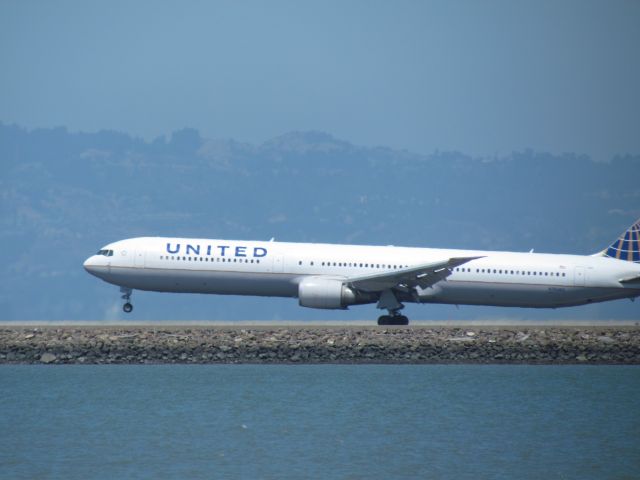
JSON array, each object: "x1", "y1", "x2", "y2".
[{"x1": 1, "y1": 326, "x2": 639, "y2": 364}]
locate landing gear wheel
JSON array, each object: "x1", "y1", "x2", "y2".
[
  {"x1": 120, "y1": 287, "x2": 133, "y2": 314},
  {"x1": 377, "y1": 315, "x2": 409, "y2": 326}
]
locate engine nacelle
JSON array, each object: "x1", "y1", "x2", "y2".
[{"x1": 298, "y1": 277, "x2": 357, "y2": 309}]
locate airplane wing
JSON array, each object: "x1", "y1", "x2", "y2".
[{"x1": 345, "y1": 256, "x2": 483, "y2": 293}]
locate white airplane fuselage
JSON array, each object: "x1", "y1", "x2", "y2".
[{"x1": 83, "y1": 236, "x2": 640, "y2": 312}]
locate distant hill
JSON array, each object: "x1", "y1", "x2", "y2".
[{"x1": 1, "y1": 122, "x2": 639, "y2": 321}]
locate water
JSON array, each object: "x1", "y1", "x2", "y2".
[{"x1": 1, "y1": 365, "x2": 639, "y2": 479}]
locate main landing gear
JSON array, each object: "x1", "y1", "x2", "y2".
[
  {"x1": 121, "y1": 286, "x2": 133, "y2": 313},
  {"x1": 376, "y1": 289, "x2": 410, "y2": 326}
]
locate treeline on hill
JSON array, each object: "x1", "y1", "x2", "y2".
[{"x1": 1, "y1": 122, "x2": 638, "y2": 320}]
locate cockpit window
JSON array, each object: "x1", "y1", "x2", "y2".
[{"x1": 96, "y1": 249, "x2": 114, "y2": 257}]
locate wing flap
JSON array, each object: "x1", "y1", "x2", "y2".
[{"x1": 347, "y1": 256, "x2": 483, "y2": 293}]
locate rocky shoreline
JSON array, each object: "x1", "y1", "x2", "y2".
[{"x1": 1, "y1": 325, "x2": 639, "y2": 364}]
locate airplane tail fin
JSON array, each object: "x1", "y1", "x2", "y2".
[{"x1": 599, "y1": 219, "x2": 640, "y2": 263}]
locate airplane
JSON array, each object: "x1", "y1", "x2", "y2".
[{"x1": 83, "y1": 219, "x2": 640, "y2": 325}]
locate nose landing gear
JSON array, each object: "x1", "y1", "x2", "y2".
[{"x1": 120, "y1": 287, "x2": 134, "y2": 313}]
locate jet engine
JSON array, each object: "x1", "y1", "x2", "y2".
[{"x1": 298, "y1": 277, "x2": 358, "y2": 309}]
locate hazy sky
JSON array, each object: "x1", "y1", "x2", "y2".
[{"x1": 1, "y1": 0, "x2": 639, "y2": 159}]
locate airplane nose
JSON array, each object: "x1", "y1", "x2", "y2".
[{"x1": 83, "y1": 256, "x2": 97, "y2": 274}]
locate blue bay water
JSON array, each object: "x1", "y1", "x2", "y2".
[{"x1": 1, "y1": 365, "x2": 639, "y2": 479}]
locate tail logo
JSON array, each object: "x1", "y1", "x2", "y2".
[{"x1": 604, "y1": 219, "x2": 640, "y2": 263}]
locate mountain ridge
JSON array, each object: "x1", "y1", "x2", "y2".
[{"x1": 1, "y1": 122, "x2": 639, "y2": 320}]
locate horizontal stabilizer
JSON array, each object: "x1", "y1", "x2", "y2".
[{"x1": 619, "y1": 275, "x2": 640, "y2": 285}]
